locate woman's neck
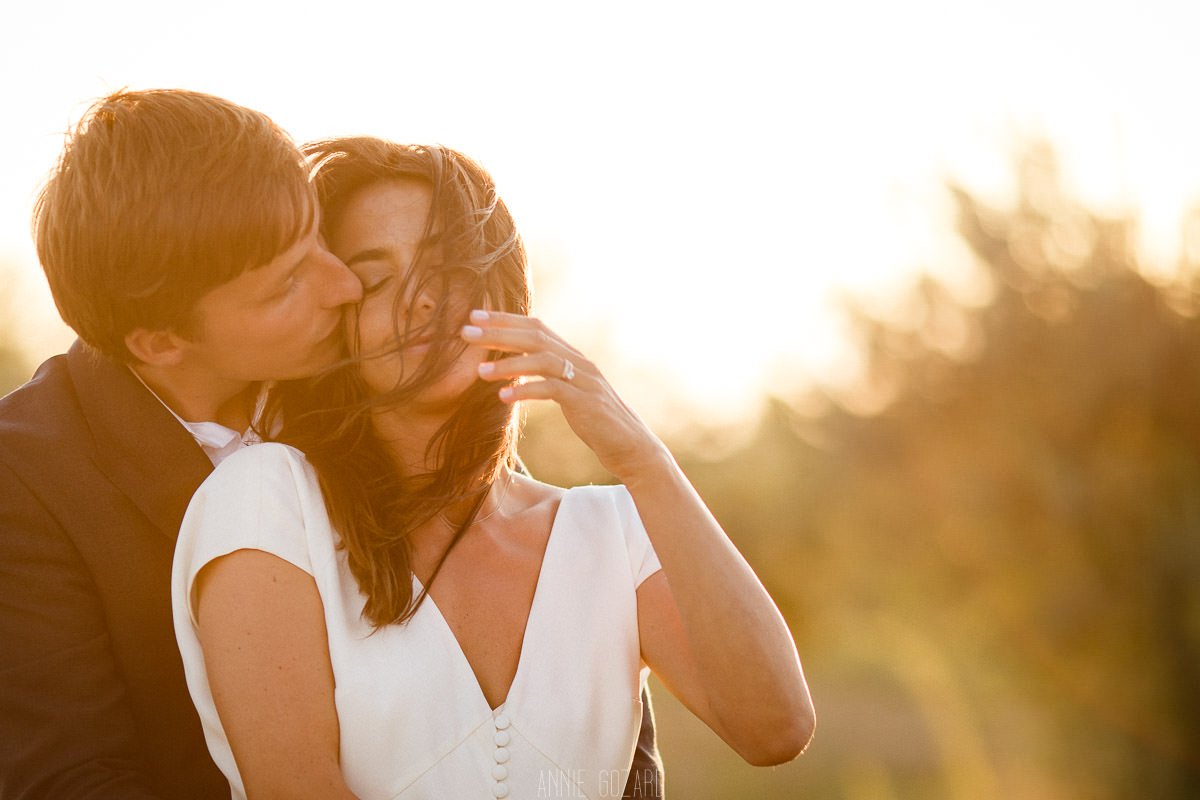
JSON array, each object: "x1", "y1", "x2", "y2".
[
  {"x1": 370, "y1": 401, "x2": 512, "y2": 534},
  {"x1": 369, "y1": 406, "x2": 447, "y2": 476}
]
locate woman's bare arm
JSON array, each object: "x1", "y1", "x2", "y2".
[
  {"x1": 195, "y1": 549, "x2": 358, "y2": 799},
  {"x1": 627, "y1": 449, "x2": 814, "y2": 765},
  {"x1": 467, "y1": 311, "x2": 815, "y2": 765}
]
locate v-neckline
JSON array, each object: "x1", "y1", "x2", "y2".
[{"x1": 415, "y1": 488, "x2": 571, "y2": 713}]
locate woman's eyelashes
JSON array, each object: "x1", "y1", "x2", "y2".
[
  {"x1": 362, "y1": 274, "x2": 393, "y2": 296},
  {"x1": 351, "y1": 266, "x2": 395, "y2": 297}
]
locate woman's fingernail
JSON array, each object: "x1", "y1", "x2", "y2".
[
  {"x1": 499, "y1": 386, "x2": 514, "y2": 401},
  {"x1": 478, "y1": 362, "x2": 495, "y2": 376},
  {"x1": 470, "y1": 309, "x2": 490, "y2": 323},
  {"x1": 462, "y1": 325, "x2": 483, "y2": 339}
]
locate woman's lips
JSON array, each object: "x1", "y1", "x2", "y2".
[{"x1": 401, "y1": 337, "x2": 436, "y2": 356}]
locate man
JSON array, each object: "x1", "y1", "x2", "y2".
[{"x1": 0, "y1": 89, "x2": 662, "y2": 798}]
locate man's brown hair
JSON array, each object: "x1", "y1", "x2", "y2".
[{"x1": 33, "y1": 88, "x2": 314, "y2": 362}]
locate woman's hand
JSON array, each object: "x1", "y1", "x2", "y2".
[
  {"x1": 465, "y1": 309, "x2": 815, "y2": 766},
  {"x1": 462, "y1": 309, "x2": 669, "y2": 481}
]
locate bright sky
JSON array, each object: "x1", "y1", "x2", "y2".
[{"x1": 4, "y1": 0, "x2": 1200, "y2": 427}]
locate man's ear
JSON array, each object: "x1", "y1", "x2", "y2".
[{"x1": 124, "y1": 327, "x2": 186, "y2": 367}]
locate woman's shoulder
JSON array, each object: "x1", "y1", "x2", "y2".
[
  {"x1": 215, "y1": 440, "x2": 309, "y2": 470},
  {"x1": 512, "y1": 480, "x2": 637, "y2": 529},
  {"x1": 518, "y1": 475, "x2": 629, "y2": 503},
  {"x1": 511, "y1": 473, "x2": 566, "y2": 505},
  {"x1": 511, "y1": 478, "x2": 637, "y2": 529},
  {"x1": 560, "y1": 482, "x2": 635, "y2": 516},
  {"x1": 557, "y1": 483, "x2": 659, "y2": 586},
  {"x1": 176, "y1": 444, "x2": 329, "y2": 611},
  {"x1": 192, "y1": 441, "x2": 319, "y2": 510},
  {"x1": 205, "y1": 441, "x2": 313, "y2": 484}
]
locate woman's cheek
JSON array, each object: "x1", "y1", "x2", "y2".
[{"x1": 353, "y1": 302, "x2": 393, "y2": 359}]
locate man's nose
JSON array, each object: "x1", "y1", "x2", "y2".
[{"x1": 319, "y1": 249, "x2": 363, "y2": 307}]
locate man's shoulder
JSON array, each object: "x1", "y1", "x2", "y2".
[
  {"x1": 0, "y1": 353, "x2": 94, "y2": 515},
  {"x1": 0, "y1": 346, "x2": 150, "y2": 475},
  {"x1": 0, "y1": 353, "x2": 83, "y2": 452},
  {"x1": 0, "y1": 345, "x2": 213, "y2": 545}
]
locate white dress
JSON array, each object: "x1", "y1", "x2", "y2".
[{"x1": 171, "y1": 443, "x2": 661, "y2": 800}]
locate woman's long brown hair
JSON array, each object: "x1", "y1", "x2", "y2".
[{"x1": 261, "y1": 138, "x2": 532, "y2": 627}]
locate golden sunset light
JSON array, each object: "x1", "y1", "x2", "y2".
[
  {"x1": 5, "y1": 1, "x2": 1200, "y2": 425},
  {"x1": 4, "y1": 3, "x2": 1200, "y2": 798}
]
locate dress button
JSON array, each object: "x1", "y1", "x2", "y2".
[
  {"x1": 492, "y1": 781, "x2": 509, "y2": 798},
  {"x1": 494, "y1": 746, "x2": 510, "y2": 763},
  {"x1": 494, "y1": 729, "x2": 511, "y2": 747},
  {"x1": 492, "y1": 764, "x2": 509, "y2": 781},
  {"x1": 494, "y1": 713, "x2": 511, "y2": 730}
]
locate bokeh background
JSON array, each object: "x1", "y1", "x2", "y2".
[{"x1": 4, "y1": 2, "x2": 1200, "y2": 797}]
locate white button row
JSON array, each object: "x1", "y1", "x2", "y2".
[{"x1": 492, "y1": 708, "x2": 511, "y2": 798}]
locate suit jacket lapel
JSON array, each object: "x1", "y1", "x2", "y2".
[{"x1": 66, "y1": 341, "x2": 214, "y2": 541}]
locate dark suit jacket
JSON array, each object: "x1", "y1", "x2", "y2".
[
  {"x1": 0, "y1": 343, "x2": 226, "y2": 798},
  {"x1": 0, "y1": 342, "x2": 662, "y2": 798}
]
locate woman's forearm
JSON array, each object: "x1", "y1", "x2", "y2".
[
  {"x1": 622, "y1": 445, "x2": 815, "y2": 763},
  {"x1": 461, "y1": 311, "x2": 814, "y2": 761}
]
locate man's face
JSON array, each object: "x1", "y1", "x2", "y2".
[{"x1": 174, "y1": 212, "x2": 363, "y2": 384}]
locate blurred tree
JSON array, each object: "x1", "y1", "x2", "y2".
[
  {"x1": 0, "y1": 267, "x2": 32, "y2": 396},
  {"x1": 809, "y1": 141, "x2": 1200, "y2": 798},
  {"x1": 0, "y1": 346, "x2": 28, "y2": 397},
  {"x1": 522, "y1": 142, "x2": 1200, "y2": 798}
]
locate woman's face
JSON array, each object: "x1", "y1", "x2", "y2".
[{"x1": 327, "y1": 179, "x2": 486, "y2": 405}]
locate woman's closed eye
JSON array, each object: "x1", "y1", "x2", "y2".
[
  {"x1": 348, "y1": 262, "x2": 396, "y2": 297},
  {"x1": 361, "y1": 274, "x2": 393, "y2": 296}
]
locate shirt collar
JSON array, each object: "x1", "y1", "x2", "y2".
[{"x1": 128, "y1": 368, "x2": 266, "y2": 465}]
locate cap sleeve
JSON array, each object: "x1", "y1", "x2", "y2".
[
  {"x1": 611, "y1": 486, "x2": 663, "y2": 589},
  {"x1": 174, "y1": 443, "x2": 317, "y2": 626}
]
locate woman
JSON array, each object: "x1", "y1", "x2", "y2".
[{"x1": 171, "y1": 138, "x2": 814, "y2": 799}]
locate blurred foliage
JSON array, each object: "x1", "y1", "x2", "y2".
[
  {"x1": 1, "y1": 143, "x2": 1195, "y2": 797},
  {"x1": 0, "y1": 267, "x2": 32, "y2": 397},
  {"x1": 0, "y1": 346, "x2": 29, "y2": 398},
  {"x1": 522, "y1": 143, "x2": 1200, "y2": 799}
]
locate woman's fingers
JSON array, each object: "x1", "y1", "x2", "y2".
[
  {"x1": 464, "y1": 311, "x2": 665, "y2": 479},
  {"x1": 460, "y1": 309, "x2": 583, "y2": 358},
  {"x1": 461, "y1": 322, "x2": 552, "y2": 355},
  {"x1": 477, "y1": 352, "x2": 581, "y2": 383},
  {"x1": 467, "y1": 309, "x2": 537, "y2": 329},
  {"x1": 463, "y1": 309, "x2": 597, "y2": 407},
  {"x1": 496, "y1": 378, "x2": 565, "y2": 405}
]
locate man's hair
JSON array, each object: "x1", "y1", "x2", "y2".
[{"x1": 33, "y1": 88, "x2": 315, "y2": 362}]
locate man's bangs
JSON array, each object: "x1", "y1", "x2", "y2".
[{"x1": 238, "y1": 169, "x2": 316, "y2": 273}]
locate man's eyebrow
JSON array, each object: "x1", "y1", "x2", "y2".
[{"x1": 345, "y1": 247, "x2": 390, "y2": 267}]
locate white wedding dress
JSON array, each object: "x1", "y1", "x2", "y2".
[{"x1": 172, "y1": 443, "x2": 661, "y2": 799}]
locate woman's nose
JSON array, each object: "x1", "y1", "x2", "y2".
[{"x1": 410, "y1": 288, "x2": 437, "y2": 322}]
